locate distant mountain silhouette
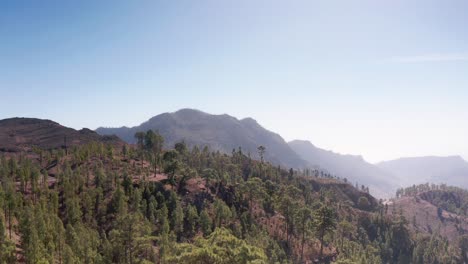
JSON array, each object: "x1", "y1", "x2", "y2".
[
  {"x1": 96, "y1": 109, "x2": 307, "y2": 168},
  {"x1": 288, "y1": 140, "x2": 398, "y2": 197},
  {"x1": 377, "y1": 156, "x2": 468, "y2": 189},
  {"x1": 0, "y1": 117, "x2": 123, "y2": 152}
]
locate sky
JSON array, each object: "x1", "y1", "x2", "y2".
[{"x1": 1, "y1": 0, "x2": 468, "y2": 163}]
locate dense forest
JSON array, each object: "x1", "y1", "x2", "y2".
[{"x1": 0, "y1": 130, "x2": 466, "y2": 263}]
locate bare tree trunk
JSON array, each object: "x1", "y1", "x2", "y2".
[
  {"x1": 301, "y1": 230, "x2": 305, "y2": 263},
  {"x1": 340, "y1": 230, "x2": 344, "y2": 250},
  {"x1": 8, "y1": 207, "x2": 12, "y2": 239},
  {"x1": 59, "y1": 241, "x2": 62, "y2": 264},
  {"x1": 319, "y1": 229, "x2": 325, "y2": 260}
]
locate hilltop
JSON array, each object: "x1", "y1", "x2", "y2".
[
  {"x1": 390, "y1": 184, "x2": 468, "y2": 245},
  {"x1": 0, "y1": 117, "x2": 123, "y2": 152},
  {"x1": 96, "y1": 109, "x2": 307, "y2": 168}
]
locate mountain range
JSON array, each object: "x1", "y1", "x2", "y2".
[
  {"x1": 96, "y1": 109, "x2": 307, "y2": 168},
  {"x1": 288, "y1": 140, "x2": 398, "y2": 197},
  {"x1": 377, "y1": 156, "x2": 468, "y2": 190},
  {"x1": 1, "y1": 109, "x2": 467, "y2": 198},
  {"x1": 96, "y1": 109, "x2": 468, "y2": 197}
]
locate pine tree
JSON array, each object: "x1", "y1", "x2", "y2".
[
  {"x1": 184, "y1": 205, "x2": 199, "y2": 237},
  {"x1": 296, "y1": 207, "x2": 313, "y2": 263},
  {"x1": 314, "y1": 205, "x2": 336, "y2": 259},
  {"x1": 172, "y1": 202, "x2": 184, "y2": 239},
  {"x1": 200, "y1": 209, "x2": 212, "y2": 236}
]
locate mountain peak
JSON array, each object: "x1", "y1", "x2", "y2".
[
  {"x1": 289, "y1": 139, "x2": 316, "y2": 148},
  {"x1": 173, "y1": 108, "x2": 207, "y2": 116},
  {"x1": 96, "y1": 110, "x2": 307, "y2": 168},
  {"x1": 240, "y1": 117, "x2": 260, "y2": 126},
  {"x1": 172, "y1": 109, "x2": 239, "y2": 121}
]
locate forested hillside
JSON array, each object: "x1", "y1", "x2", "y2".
[
  {"x1": 0, "y1": 129, "x2": 466, "y2": 263},
  {"x1": 96, "y1": 110, "x2": 468, "y2": 199},
  {"x1": 390, "y1": 184, "x2": 468, "y2": 263}
]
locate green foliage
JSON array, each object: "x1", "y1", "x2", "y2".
[
  {"x1": 314, "y1": 205, "x2": 337, "y2": 258},
  {"x1": 0, "y1": 212, "x2": 15, "y2": 263},
  {"x1": 166, "y1": 228, "x2": 267, "y2": 264},
  {"x1": 108, "y1": 213, "x2": 154, "y2": 263},
  {"x1": 184, "y1": 205, "x2": 199, "y2": 237},
  {"x1": 0, "y1": 136, "x2": 463, "y2": 263},
  {"x1": 214, "y1": 198, "x2": 232, "y2": 228},
  {"x1": 412, "y1": 234, "x2": 460, "y2": 264},
  {"x1": 200, "y1": 209, "x2": 212, "y2": 236},
  {"x1": 357, "y1": 196, "x2": 370, "y2": 210}
]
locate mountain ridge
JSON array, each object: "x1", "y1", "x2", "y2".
[
  {"x1": 0, "y1": 117, "x2": 123, "y2": 152},
  {"x1": 96, "y1": 109, "x2": 308, "y2": 168},
  {"x1": 4, "y1": 111, "x2": 466, "y2": 198},
  {"x1": 376, "y1": 156, "x2": 468, "y2": 189},
  {"x1": 288, "y1": 139, "x2": 398, "y2": 197}
]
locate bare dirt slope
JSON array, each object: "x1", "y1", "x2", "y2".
[{"x1": 388, "y1": 195, "x2": 468, "y2": 242}]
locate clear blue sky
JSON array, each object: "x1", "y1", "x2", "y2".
[{"x1": 1, "y1": 0, "x2": 468, "y2": 162}]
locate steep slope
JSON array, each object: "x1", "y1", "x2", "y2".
[
  {"x1": 389, "y1": 187, "x2": 468, "y2": 243},
  {"x1": 377, "y1": 156, "x2": 468, "y2": 189},
  {"x1": 389, "y1": 196, "x2": 468, "y2": 243},
  {"x1": 96, "y1": 109, "x2": 307, "y2": 168},
  {"x1": 289, "y1": 140, "x2": 398, "y2": 197},
  {"x1": 0, "y1": 117, "x2": 123, "y2": 152}
]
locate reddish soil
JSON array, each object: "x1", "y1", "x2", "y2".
[{"x1": 388, "y1": 195, "x2": 468, "y2": 242}]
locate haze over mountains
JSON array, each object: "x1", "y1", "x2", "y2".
[
  {"x1": 377, "y1": 156, "x2": 468, "y2": 190},
  {"x1": 96, "y1": 109, "x2": 468, "y2": 197},
  {"x1": 288, "y1": 140, "x2": 398, "y2": 197}
]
